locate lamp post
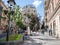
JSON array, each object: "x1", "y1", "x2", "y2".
[
  {"x1": 6, "y1": 0, "x2": 15, "y2": 41},
  {"x1": 7, "y1": 0, "x2": 16, "y2": 6}
]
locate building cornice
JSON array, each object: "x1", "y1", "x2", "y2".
[{"x1": 49, "y1": 0, "x2": 60, "y2": 22}]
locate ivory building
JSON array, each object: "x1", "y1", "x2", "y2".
[{"x1": 44, "y1": 0, "x2": 60, "y2": 37}]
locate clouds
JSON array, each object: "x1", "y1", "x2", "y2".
[{"x1": 32, "y1": 0, "x2": 42, "y2": 7}]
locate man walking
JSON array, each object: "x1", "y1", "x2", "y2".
[{"x1": 49, "y1": 29, "x2": 52, "y2": 36}]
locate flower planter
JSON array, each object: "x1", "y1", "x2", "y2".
[{"x1": 0, "y1": 36, "x2": 24, "y2": 45}]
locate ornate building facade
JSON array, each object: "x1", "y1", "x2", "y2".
[
  {"x1": 22, "y1": 5, "x2": 38, "y2": 25},
  {"x1": 22, "y1": 5, "x2": 39, "y2": 31},
  {"x1": 0, "y1": 0, "x2": 8, "y2": 34},
  {"x1": 44, "y1": 0, "x2": 60, "y2": 37}
]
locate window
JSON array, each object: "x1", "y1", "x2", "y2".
[
  {"x1": 50, "y1": 23, "x2": 52, "y2": 29},
  {"x1": 49, "y1": 4, "x2": 51, "y2": 14},
  {"x1": 28, "y1": 10, "x2": 30, "y2": 12},
  {"x1": 52, "y1": 0, "x2": 54, "y2": 11},
  {"x1": 59, "y1": 16, "x2": 60, "y2": 24},
  {"x1": 0, "y1": 5, "x2": 3, "y2": 15},
  {"x1": 45, "y1": 13, "x2": 47, "y2": 16},
  {"x1": 34, "y1": 10, "x2": 35, "y2": 12},
  {"x1": 53, "y1": 20, "x2": 56, "y2": 30},
  {"x1": 45, "y1": 1, "x2": 46, "y2": 5},
  {"x1": 26, "y1": 6, "x2": 28, "y2": 8},
  {"x1": 31, "y1": 13, "x2": 33, "y2": 15}
]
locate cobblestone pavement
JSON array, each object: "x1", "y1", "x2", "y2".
[
  {"x1": 22, "y1": 38, "x2": 60, "y2": 45},
  {"x1": 22, "y1": 40, "x2": 42, "y2": 45},
  {"x1": 21, "y1": 32, "x2": 60, "y2": 45},
  {"x1": 43, "y1": 40, "x2": 60, "y2": 45}
]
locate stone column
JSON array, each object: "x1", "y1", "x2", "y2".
[
  {"x1": 59, "y1": 16, "x2": 60, "y2": 38},
  {"x1": 52, "y1": 22, "x2": 54, "y2": 36},
  {"x1": 56, "y1": 16, "x2": 59, "y2": 38},
  {"x1": 27, "y1": 26, "x2": 30, "y2": 35}
]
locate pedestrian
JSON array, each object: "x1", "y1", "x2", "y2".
[
  {"x1": 49, "y1": 29, "x2": 52, "y2": 36},
  {"x1": 42, "y1": 29, "x2": 44, "y2": 35}
]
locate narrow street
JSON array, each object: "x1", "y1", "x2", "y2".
[
  {"x1": 0, "y1": 0, "x2": 60, "y2": 45},
  {"x1": 22, "y1": 31, "x2": 60, "y2": 45}
]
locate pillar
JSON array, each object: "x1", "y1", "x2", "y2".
[{"x1": 27, "y1": 26, "x2": 30, "y2": 35}]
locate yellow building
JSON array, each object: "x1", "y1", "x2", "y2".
[{"x1": 44, "y1": 0, "x2": 60, "y2": 38}]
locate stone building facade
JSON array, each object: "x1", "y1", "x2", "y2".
[
  {"x1": 44, "y1": 0, "x2": 60, "y2": 38},
  {"x1": 22, "y1": 5, "x2": 38, "y2": 26},
  {"x1": 22, "y1": 5, "x2": 39, "y2": 31},
  {"x1": 0, "y1": 0, "x2": 8, "y2": 34}
]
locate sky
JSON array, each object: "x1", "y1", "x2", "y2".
[{"x1": 3, "y1": 0, "x2": 44, "y2": 21}]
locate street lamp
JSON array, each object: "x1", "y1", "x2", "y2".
[
  {"x1": 7, "y1": 0, "x2": 16, "y2": 6},
  {"x1": 6, "y1": 0, "x2": 15, "y2": 41}
]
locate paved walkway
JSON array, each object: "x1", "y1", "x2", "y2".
[
  {"x1": 21, "y1": 32, "x2": 60, "y2": 45},
  {"x1": 22, "y1": 40, "x2": 42, "y2": 45},
  {"x1": 22, "y1": 38, "x2": 60, "y2": 45},
  {"x1": 30, "y1": 31, "x2": 57, "y2": 39}
]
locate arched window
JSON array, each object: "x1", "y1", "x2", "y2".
[
  {"x1": 53, "y1": 20, "x2": 56, "y2": 35},
  {"x1": 50, "y1": 23, "x2": 52, "y2": 29},
  {"x1": 59, "y1": 16, "x2": 60, "y2": 25},
  {"x1": 52, "y1": 0, "x2": 54, "y2": 11}
]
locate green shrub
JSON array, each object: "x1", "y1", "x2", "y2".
[{"x1": 0, "y1": 34, "x2": 23, "y2": 42}]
